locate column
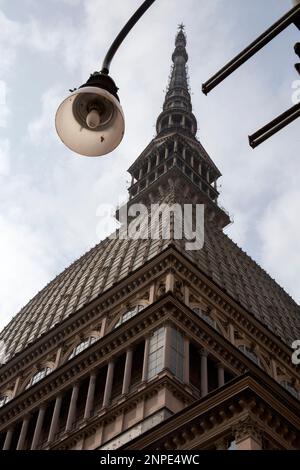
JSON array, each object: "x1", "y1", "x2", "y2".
[
  {"x1": 66, "y1": 383, "x2": 80, "y2": 432},
  {"x1": 164, "y1": 325, "x2": 172, "y2": 371},
  {"x1": 122, "y1": 349, "x2": 133, "y2": 395},
  {"x1": 164, "y1": 147, "x2": 169, "y2": 160},
  {"x1": 54, "y1": 347, "x2": 63, "y2": 368},
  {"x1": 271, "y1": 358, "x2": 278, "y2": 380},
  {"x1": 183, "y1": 337, "x2": 190, "y2": 384},
  {"x1": 3, "y1": 428, "x2": 14, "y2": 450},
  {"x1": 84, "y1": 373, "x2": 97, "y2": 420},
  {"x1": 184, "y1": 285, "x2": 189, "y2": 306},
  {"x1": 102, "y1": 360, "x2": 115, "y2": 408},
  {"x1": 229, "y1": 324, "x2": 235, "y2": 344},
  {"x1": 149, "y1": 284, "x2": 155, "y2": 303},
  {"x1": 31, "y1": 405, "x2": 46, "y2": 450},
  {"x1": 168, "y1": 115, "x2": 172, "y2": 126},
  {"x1": 190, "y1": 154, "x2": 194, "y2": 168},
  {"x1": 100, "y1": 316, "x2": 107, "y2": 338},
  {"x1": 147, "y1": 158, "x2": 151, "y2": 172},
  {"x1": 139, "y1": 167, "x2": 143, "y2": 179},
  {"x1": 48, "y1": 394, "x2": 62, "y2": 443},
  {"x1": 200, "y1": 349, "x2": 208, "y2": 397},
  {"x1": 156, "y1": 151, "x2": 160, "y2": 166},
  {"x1": 218, "y1": 364, "x2": 225, "y2": 387},
  {"x1": 142, "y1": 336, "x2": 150, "y2": 382},
  {"x1": 16, "y1": 415, "x2": 30, "y2": 450}
]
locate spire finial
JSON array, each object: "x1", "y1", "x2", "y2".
[{"x1": 178, "y1": 23, "x2": 185, "y2": 32}]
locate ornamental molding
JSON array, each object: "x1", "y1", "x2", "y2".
[
  {"x1": 0, "y1": 246, "x2": 298, "y2": 399},
  {"x1": 124, "y1": 375, "x2": 300, "y2": 451},
  {"x1": 233, "y1": 415, "x2": 262, "y2": 444}
]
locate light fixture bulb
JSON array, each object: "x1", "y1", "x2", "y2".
[
  {"x1": 86, "y1": 109, "x2": 101, "y2": 129},
  {"x1": 55, "y1": 85, "x2": 125, "y2": 157}
]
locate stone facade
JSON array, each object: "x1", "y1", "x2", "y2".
[{"x1": 0, "y1": 27, "x2": 299, "y2": 451}]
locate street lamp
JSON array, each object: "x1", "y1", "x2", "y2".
[{"x1": 56, "y1": 0, "x2": 156, "y2": 157}]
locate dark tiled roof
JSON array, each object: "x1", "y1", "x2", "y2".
[{"x1": 1, "y1": 218, "x2": 299, "y2": 361}]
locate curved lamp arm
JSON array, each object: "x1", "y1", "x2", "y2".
[{"x1": 101, "y1": 0, "x2": 157, "y2": 75}]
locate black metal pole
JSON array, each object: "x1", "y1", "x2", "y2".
[
  {"x1": 249, "y1": 102, "x2": 300, "y2": 148},
  {"x1": 101, "y1": 0, "x2": 157, "y2": 75},
  {"x1": 202, "y1": 4, "x2": 300, "y2": 95}
]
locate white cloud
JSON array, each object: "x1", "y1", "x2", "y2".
[
  {"x1": 0, "y1": 138, "x2": 10, "y2": 175},
  {"x1": 27, "y1": 87, "x2": 61, "y2": 145},
  {"x1": 0, "y1": 214, "x2": 55, "y2": 332},
  {"x1": 258, "y1": 187, "x2": 300, "y2": 301},
  {"x1": 0, "y1": 80, "x2": 9, "y2": 127}
]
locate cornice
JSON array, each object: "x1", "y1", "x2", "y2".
[
  {"x1": 0, "y1": 250, "x2": 173, "y2": 387},
  {"x1": 1, "y1": 291, "x2": 298, "y2": 435},
  {"x1": 168, "y1": 246, "x2": 299, "y2": 373},
  {"x1": 123, "y1": 373, "x2": 300, "y2": 450}
]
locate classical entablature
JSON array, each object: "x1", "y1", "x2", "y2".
[
  {"x1": 0, "y1": 248, "x2": 299, "y2": 407},
  {"x1": 0, "y1": 283, "x2": 299, "y2": 450},
  {"x1": 123, "y1": 373, "x2": 300, "y2": 450}
]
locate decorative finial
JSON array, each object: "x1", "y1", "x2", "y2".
[{"x1": 178, "y1": 23, "x2": 185, "y2": 32}]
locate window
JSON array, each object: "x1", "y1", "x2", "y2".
[
  {"x1": 147, "y1": 327, "x2": 165, "y2": 380},
  {"x1": 192, "y1": 307, "x2": 215, "y2": 328},
  {"x1": 68, "y1": 336, "x2": 97, "y2": 360},
  {"x1": 281, "y1": 381, "x2": 299, "y2": 399},
  {"x1": 0, "y1": 395, "x2": 10, "y2": 408},
  {"x1": 238, "y1": 345, "x2": 260, "y2": 366},
  {"x1": 115, "y1": 305, "x2": 145, "y2": 328},
  {"x1": 170, "y1": 328, "x2": 184, "y2": 381},
  {"x1": 26, "y1": 367, "x2": 52, "y2": 389}
]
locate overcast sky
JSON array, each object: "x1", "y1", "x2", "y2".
[{"x1": 0, "y1": 0, "x2": 299, "y2": 332}]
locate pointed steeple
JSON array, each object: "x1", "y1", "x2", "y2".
[
  {"x1": 126, "y1": 27, "x2": 230, "y2": 230},
  {"x1": 156, "y1": 26, "x2": 197, "y2": 137}
]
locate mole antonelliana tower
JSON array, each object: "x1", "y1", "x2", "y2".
[{"x1": 0, "y1": 27, "x2": 299, "y2": 451}]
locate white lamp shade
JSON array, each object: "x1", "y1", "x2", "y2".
[{"x1": 55, "y1": 86, "x2": 125, "y2": 157}]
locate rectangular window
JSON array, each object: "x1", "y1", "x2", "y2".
[
  {"x1": 147, "y1": 327, "x2": 165, "y2": 380},
  {"x1": 170, "y1": 327, "x2": 184, "y2": 381}
]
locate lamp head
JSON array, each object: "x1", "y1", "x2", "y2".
[{"x1": 55, "y1": 73, "x2": 125, "y2": 157}]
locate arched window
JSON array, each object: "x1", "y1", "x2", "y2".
[
  {"x1": 26, "y1": 367, "x2": 52, "y2": 389},
  {"x1": 68, "y1": 337, "x2": 98, "y2": 360},
  {"x1": 238, "y1": 345, "x2": 260, "y2": 366},
  {"x1": 115, "y1": 305, "x2": 145, "y2": 328},
  {"x1": 281, "y1": 381, "x2": 299, "y2": 399},
  {"x1": 192, "y1": 306, "x2": 216, "y2": 329},
  {"x1": 0, "y1": 395, "x2": 10, "y2": 408}
]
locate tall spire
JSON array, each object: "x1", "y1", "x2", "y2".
[
  {"x1": 126, "y1": 27, "x2": 230, "y2": 230},
  {"x1": 156, "y1": 25, "x2": 197, "y2": 138}
]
